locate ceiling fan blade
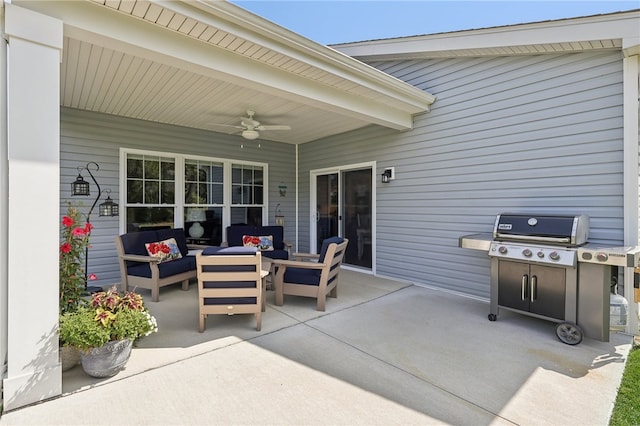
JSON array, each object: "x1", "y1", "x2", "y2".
[
  {"x1": 257, "y1": 125, "x2": 291, "y2": 131},
  {"x1": 210, "y1": 123, "x2": 244, "y2": 130}
]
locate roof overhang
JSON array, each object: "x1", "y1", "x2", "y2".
[
  {"x1": 334, "y1": 10, "x2": 640, "y2": 61},
  {"x1": 10, "y1": 0, "x2": 436, "y2": 143}
]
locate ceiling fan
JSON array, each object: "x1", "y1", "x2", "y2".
[{"x1": 212, "y1": 110, "x2": 291, "y2": 140}]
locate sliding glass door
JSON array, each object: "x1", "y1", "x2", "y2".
[{"x1": 311, "y1": 164, "x2": 373, "y2": 270}]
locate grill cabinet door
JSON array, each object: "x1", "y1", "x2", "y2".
[
  {"x1": 529, "y1": 265, "x2": 566, "y2": 320},
  {"x1": 498, "y1": 261, "x2": 530, "y2": 312}
]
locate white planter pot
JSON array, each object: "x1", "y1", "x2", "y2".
[{"x1": 81, "y1": 339, "x2": 133, "y2": 378}]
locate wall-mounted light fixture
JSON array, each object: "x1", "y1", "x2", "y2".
[{"x1": 381, "y1": 167, "x2": 395, "y2": 183}]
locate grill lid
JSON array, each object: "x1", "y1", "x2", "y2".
[{"x1": 493, "y1": 213, "x2": 589, "y2": 246}]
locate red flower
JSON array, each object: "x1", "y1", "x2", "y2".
[
  {"x1": 72, "y1": 227, "x2": 86, "y2": 237},
  {"x1": 147, "y1": 243, "x2": 160, "y2": 255},
  {"x1": 84, "y1": 222, "x2": 93, "y2": 233},
  {"x1": 60, "y1": 243, "x2": 72, "y2": 253},
  {"x1": 160, "y1": 243, "x2": 170, "y2": 254},
  {"x1": 88, "y1": 273, "x2": 98, "y2": 281},
  {"x1": 62, "y1": 216, "x2": 74, "y2": 227}
]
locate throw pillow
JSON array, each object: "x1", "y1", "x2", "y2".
[
  {"x1": 145, "y1": 238, "x2": 183, "y2": 263},
  {"x1": 242, "y1": 235, "x2": 274, "y2": 251}
]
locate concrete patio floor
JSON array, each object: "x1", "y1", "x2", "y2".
[{"x1": 0, "y1": 269, "x2": 633, "y2": 425}]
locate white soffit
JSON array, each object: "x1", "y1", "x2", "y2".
[
  {"x1": 334, "y1": 10, "x2": 640, "y2": 61},
  {"x1": 14, "y1": 0, "x2": 436, "y2": 143}
]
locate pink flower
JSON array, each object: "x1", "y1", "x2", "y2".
[
  {"x1": 72, "y1": 227, "x2": 86, "y2": 237},
  {"x1": 88, "y1": 273, "x2": 98, "y2": 281},
  {"x1": 62, "y1": 216, "x2": 74, "y2": 227},
  {"x1": 84, "y1": 223, "x2": 93, "y2": 233},
  {"x1": 60, "y1": 243, "x2": 72, "y2": 253}
]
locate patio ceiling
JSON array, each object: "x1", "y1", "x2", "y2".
[{"x1": 16, "y1": 0, "x2": 436, "y2": 144}]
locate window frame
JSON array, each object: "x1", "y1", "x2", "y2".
[{"x1": 119, "y1": 148, "x2": 269, "y2": 233}]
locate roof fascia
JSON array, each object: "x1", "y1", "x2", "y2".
[
  {"x1": 175, "y1": 0, "x2": 436, "y2": 110},
  {"x1": 335, "y1": 10, "x2": 640, "y2": 60}
]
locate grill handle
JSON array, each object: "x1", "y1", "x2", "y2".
[
  {"x1": 531, "y1": 275, "x2": 537, "y2": 302},
  {"x1": 521, "y1": 275, "x2": 528, "y2": 301},
  {"x1": 495, "y1": 233, "x2": 570, "y2": 245}
]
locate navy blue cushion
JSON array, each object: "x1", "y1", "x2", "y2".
[
  {"x1": 262, "y1": 249, "x2": 288, "y2": 260},
  {"x1": 203, "y1": 281, "x2": 257, "y2": 288},
  {"x1": 157, "y1": 228, "x2": 189, "y2": 256},
  {"x1": 256, "y1": 226, "x2": 284, "y2": 249},
  {"x1": 120, "y1": 230, "x2": 159, "y2": 267},
  {"x1": 202, "y1": 246, "x2": 258, "y2": 256},
  {"x1": 121, "y1": 230, "x2": 158, "y2": 255},
  {"x1": 204, "y1": 297, "x2": 257, "y2": 305},
  {"x1": 318, "y1": 236, "x2": 344, "y2": 263},
  {"x1": 127, "y1": 256, "x2": 196, "y2": 278},
  {"x1": 284, "y1": 267, "x2": 321, "y2": 286},
  {"x1": 226, "y1": 226, "x2": 254, "y2": 247}
]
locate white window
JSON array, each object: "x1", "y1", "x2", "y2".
[{"x1": 121, "y1": 149, "x2": 267, "y2": 245}]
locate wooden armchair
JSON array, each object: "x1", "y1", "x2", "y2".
[
  {"x1": 272, "y1": 237, "x2": 349, "y2": 311},
  {"x1": 196, "y1": 247, "x2": 265, "y2": 332}
]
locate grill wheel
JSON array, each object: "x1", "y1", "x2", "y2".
[{"x1": 555, "y1": 322, "x2": 584, "y2": 345}]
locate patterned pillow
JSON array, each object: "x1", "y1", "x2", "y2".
[
  {"x1": 145, "y1": 238, "x2": 183, "y2": 263},
  {"x1": 242, "y1": 235, "x2": 274, "y2": 251}
]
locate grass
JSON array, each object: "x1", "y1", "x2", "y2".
[{"x1": 609, "y1": 340, "x2": 640, "y2": 426}]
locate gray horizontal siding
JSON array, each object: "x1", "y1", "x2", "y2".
[
  {"x1": 300, "y1": 51, "x2": 624, "y2": 298},
  {"x1": 60, "y1": 108, "x2": 295, "y2": 287}
]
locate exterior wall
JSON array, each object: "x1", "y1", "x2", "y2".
[
  {"x1": 60, "y1": 108, "x2": 296, "y2": 288},
  {"x1": 299, "y1": 50, "x2": 625, "y2": 298}
]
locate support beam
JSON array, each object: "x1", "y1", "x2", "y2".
[{"x1": 3, "y1": 4, "x2": 63, "y2": 410}]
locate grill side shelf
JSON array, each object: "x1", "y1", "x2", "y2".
[{"x1": 459, "y1": 233, "x2": 492, "y2": 251}]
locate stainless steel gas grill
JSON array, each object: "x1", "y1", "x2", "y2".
[{"x1": 461, "y1": 213, "x2": 594, "y2": 345}]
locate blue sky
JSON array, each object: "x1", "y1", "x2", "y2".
[{"x1": 231, "y1": 1, "x2": 639, "y2": 44}]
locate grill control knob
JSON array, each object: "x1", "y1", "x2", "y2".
[
  {"x1": 522, "y1": 249, "x2": 532, "y2": 257},
  {"x1": 596, "y1": 252, "x2": 608, "y2": 262},
  {"x1": 537, "y1": 251, "x2": 545, "y2": 258},
  {"x1": 498, "y1": 246, "x2": 508, "y2": 254},
  {"x1": 549, "y1": 251, "x2": 560, "y2": 261},
  {"x1": 581, "y1": 252, "x2": 593, "y2": 260}
]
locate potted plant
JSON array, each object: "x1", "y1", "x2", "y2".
[
  {"x1": 59, "y1": 286, "x2": 158, "y2": 378},
  {"x1": 59, "y1": 203, "x2": 94, "y2": 371}
]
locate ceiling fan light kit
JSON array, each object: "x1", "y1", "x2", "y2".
[{"x1": 242, "y1": 129, "x2": 260, "y2": 140}]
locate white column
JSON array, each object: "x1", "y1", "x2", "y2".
[
  {"x1": 3, "y1": 4, "x2": 63, "y2": 410},
  {"x1": 622, "y1": 47, "x2": 639, "y2": 336}
]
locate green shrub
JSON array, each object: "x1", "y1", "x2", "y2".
[{"x1": 59, "y1": 287, "x2": 158, "y2": 352}]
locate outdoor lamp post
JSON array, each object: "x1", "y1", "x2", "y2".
[{"x1": 70, "y1": 162, "x2": 119, "y2": 293}]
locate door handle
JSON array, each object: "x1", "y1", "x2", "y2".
[
  {"x1": 531, "y1": 275, "x2": 537, "y2": 302},
  {"x1": 521, "y1": 274, "x2": 528, "y2": 301}
]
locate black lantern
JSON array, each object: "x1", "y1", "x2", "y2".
[
  {"x1": 381, "y1": 169, "x2": 392, "y2": 183},
  {"x1": 71, "y1": 172, "x2": 91, "y2": 196},
  {"x1": 99, "y1": 190, "x2": 119, "y2": 217}
]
